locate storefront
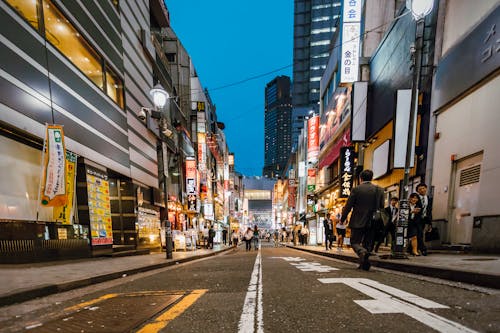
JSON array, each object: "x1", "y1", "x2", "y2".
[{"x1": 0, "y1": 130, "x2": 88, "y2": 262}]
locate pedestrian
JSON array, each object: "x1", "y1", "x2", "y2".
[
  {"x1": 253, "y1": 225, "x2": 259, "y2": 250},
  {"x1": 244, "y1": 227, "x2": 253, "y2": 251},
  {"x1": 340, "y1": 169, "x2": 384, "y2": 271},
  {"x1": 408, "y1": 193, "x2": 423, "y2": 256},
  {"x1": 374, "y1": 197, "x2": 398, "y2": 253},
  {"x1": 335, "y1": 216, "x2": 347, "y2": 251},
  {"x1": 222, "y1": 228, "x2": 228, "y2": 246},
  {"x1": 416, "y1": 183, "x2": 432, "y2": 256},
  {"x1": 231, "y1": 229, "x2": 239, "y2": 247},
  {"x1": 202, "y1": 226, "x2": 209, "y2": 249},
  {"x1": 301, "y1": 224, "x2": 309, "y2": 245},
  {"x1": 323, "y1": 214, "x2": 334, "y2": 250},
  {"x1": 208, "y1": 225, "x2": 215, "y2": 249},
  {"x1": 273, "y1": 229, "x2": 280, "y2": 247},
  {"x1": 281, "y1": 228, "x2": 287, "y2": 242}
]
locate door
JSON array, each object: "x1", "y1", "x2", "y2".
[{"x1": 450, "y1": 154, "x2": 482, "y2": 244}]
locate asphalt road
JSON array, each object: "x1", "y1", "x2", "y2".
[{"x1": 1, "y1": 243, "x2": 499, "y2": 333}]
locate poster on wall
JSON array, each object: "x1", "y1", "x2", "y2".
[
  {"x1": 41, "y1": 124, "x2": 67, "y2": 207},
  {"x1": 86, "y1": 167, "x2": 112, "y2": 245},
  {"x1": 53, "y1": 151, "x2": 77, "y2": 224}
]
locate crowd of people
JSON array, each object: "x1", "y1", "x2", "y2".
[{"x1": 226, "y1": 170, "x2": 433, "y2": 271}]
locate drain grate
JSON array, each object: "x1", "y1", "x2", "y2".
[
  {"x1": 461, "y1": 258, "x2": 498, "y2": 261},
  {"x1": 29, "y1": 292, "x2": 183, "y2": 333}
]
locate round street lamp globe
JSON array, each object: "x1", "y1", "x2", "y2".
[
  {"x1": 150, "y1": 83, "x2": 169, "y2": 108},
  {"x1": 406, "y1": 0, "x2": 434, "y2": 20}
]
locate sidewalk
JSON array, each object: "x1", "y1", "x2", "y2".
[
  {"x1": 0, "y1": 245, "x2": 233, "y2": 307},
  {"x1": 286, "y1": 244, "x2": 500, "y2": 290}
]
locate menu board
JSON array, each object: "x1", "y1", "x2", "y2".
[{"x1": 86, "y1": 168, "x2": 112, "y2": 245}]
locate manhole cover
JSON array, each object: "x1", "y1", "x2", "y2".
[
  {"x1": 462, "y1": 258, "x2": 498, "y2": 261},
  {"x1": 29, "y1": 292, "x2": 183, "y2": 333}
]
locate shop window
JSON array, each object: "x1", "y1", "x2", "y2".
[
  {"x1": 5, "y1": 0, "x2": 39, "y2": 30},
  {"x1": 42, "y1": 0, "x2": 104, "y2": 89}
]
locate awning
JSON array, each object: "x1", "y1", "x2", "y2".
[{"x1": 319, "y1": 128, "x2": 351, "y2": 169}]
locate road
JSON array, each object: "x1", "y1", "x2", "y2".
[{"x1": 1, "y1": 243, "x2": 499, "y2": 332}]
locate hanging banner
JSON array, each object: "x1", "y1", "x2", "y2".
[
  {"x1": 186, "y1": 157, "x2": 196, "y2": 195},
  {"x1": 307, "y1": 116, "x2": 320, "y2": 163},
  {"x1": 53, "y1": 151, "x2": 77, "y2": 224},
  {"x1": 41, "y1": 124, "x2": 67, "y2": 206}
]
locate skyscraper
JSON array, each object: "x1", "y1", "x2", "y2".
[
  {"x1": 263, "y1": 76, "x2": 292, "y2": 178},
  {"x1": 292, "y1": 0, "x2": 341, "y2": 148}
]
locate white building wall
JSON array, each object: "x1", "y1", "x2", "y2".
[
  {"x1": 432, "y1": 76, "x2": 500, "y2": 219},
  {"x1": 441, "y1": 0, "x2": 499, "y2": 55}
]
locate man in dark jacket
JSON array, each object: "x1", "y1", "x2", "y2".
[
  {"x1": 341, "y1": 169, "x2": 384, "y2": 271},
  {"x1": 416, "y1": 183, "x2": 432, "y2": 256},
  {"x1": 323, "y1": 214, "x2": 334, "y2": 250}
]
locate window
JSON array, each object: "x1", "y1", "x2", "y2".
[
  {"x1": 5, "y1": 0, "x2": 39, "y2": 30},
  {"x1": 105, "y1": 65, "x2": 124, "y2": 108},
  {"x1": 43, "y1": 0, "x2": 104, "y2": 89},
  {"x1": 6, "y1": 0, "x2": 124, "y2": 108}
]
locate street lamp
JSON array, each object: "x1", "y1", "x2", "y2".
[
  {"x1": 393, "y1": 0, "x2": 434, "y2": 259},
  {"x1": 137, "y1": 84, "x2": 174, "y2": 137},
  {"x1": 150, "y1": 83, "x2": 169, "y2": 109}
]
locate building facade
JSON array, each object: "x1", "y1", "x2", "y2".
[
  {"x1": 428, "y1": 1, "x2": 499, "y2": 252},
  {"x1": 0, "y1": 0, "x2": 232, "y2": 261},
  {"x1": 263, "y1": 76, "x2": 292, "y2": 178}
]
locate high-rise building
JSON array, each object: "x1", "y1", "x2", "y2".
[
  {"x1": 263, "y1": 76, "x2": 292, "y2": 178},
  {"x1": 292, "y1": 0, "x2": 341, "y2": 147}
]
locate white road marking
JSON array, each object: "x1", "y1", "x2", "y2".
[
  {"x1": 270, "y1": 256, "x2": 306, "y2": 262},
  {"x1": 318, "y1": 278, "x2": 478, "y2": 333},
  {"x1": 238, "y1": 248, "x2": 264, "y2": 333},
  {"x1": 290, "y1": 262, "x2": 339, "y2": 272}
]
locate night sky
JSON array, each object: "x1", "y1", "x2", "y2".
[{"x1": 166, "y1": 1, "x2": 293, "y2": 176}]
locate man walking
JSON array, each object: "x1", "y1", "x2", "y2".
[
  {"x1": 340, "y1": 169, "x2": 384, "y2": 271},
  {"x1": 323, "y1": 214, "x2": 334, "y2": 250}
]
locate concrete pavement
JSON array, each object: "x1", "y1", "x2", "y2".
[
  {"x1": 1, "y1": 242, "x2": 499, "y2": 308},
  {"x1": 286, "y1": 244, "x2": 500, "y2": 289},
  {"x1": 0, "y1": 245, "x2": 234, "y2": 307}
]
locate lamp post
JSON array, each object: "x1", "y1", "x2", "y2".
[
  {"x1": 393, "y1": 0, "x2": 434, "y2": 259},
  {"x1": 148, "y1": 83, "x2": 174, "y2": 259}
]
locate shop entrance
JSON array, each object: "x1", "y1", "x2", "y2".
[{"x1": 449, "y1": 153, "x2": 482, "y2": 245}]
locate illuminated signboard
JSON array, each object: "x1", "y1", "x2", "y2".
[
  {"x1": 307, "y1": 115, "x2": 320, "y2": 163},
  {"x1": 340, "y1": 146, "x2": 354, "y2": 198}
]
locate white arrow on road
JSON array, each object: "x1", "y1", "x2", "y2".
[{"x1": 318, "y1": 278, "x2": 478, "y2": 333}]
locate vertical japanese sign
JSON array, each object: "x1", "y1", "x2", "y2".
[
  {"x1": 41, "y1": 125, "x2": 67, "y2": 206},
  {"x1": 86, "y1": 167, "x2": 112, "y2": 245},
  {"x1": 341, "y1": 0, "x2": 362, "y2": 83},
  {"x1": 307, "y1": 168, "x2": 317, "y2": 193},
  {"x1": 288, "y1": 179, "x2": 297, "y2": 208},
  {"x1": 53, "y1": 151, "x2": 77, "y2": 224},
  {"x1": 307, "y1": 115, "x2": 320, "y2": 164},
  {"x1": 186, "y1": 158, "x2": 197, "y2": 211},
  {"x1": 340, "y1": 147, "x2": 354, "y2": 198}
]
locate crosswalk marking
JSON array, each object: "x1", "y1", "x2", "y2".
[{"x1": 290, "y1": 262, "x2": 339, "y2": 272}]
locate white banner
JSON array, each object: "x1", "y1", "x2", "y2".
[{"x1": 341, "y1": 22, "x2": 361, "y2": 83}]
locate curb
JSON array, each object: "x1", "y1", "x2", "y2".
[
  {"x1": 286, "y1": 245, "x2": 500, "y2": 290},
  {"x1": 0, "y1": 247, "x2": 234, "y2": 307}
]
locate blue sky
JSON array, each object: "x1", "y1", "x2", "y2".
[{"x1": 166, "y1": 1, "x2": 293, "y2": 176}]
